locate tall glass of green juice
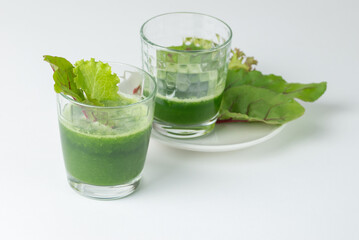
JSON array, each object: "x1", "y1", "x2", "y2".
[
  {"x1": 57, "y1": 63, "x2": 157, "y2": 199},
  {"x1": 141, "y1": 12, "x2": 232, "y2": 138}
]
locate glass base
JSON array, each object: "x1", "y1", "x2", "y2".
[
  {"x1": 67, "y1": 174, "x2": 141, "y2": 200},
  {"x1": 153, "y1": 117, "x2": 216, "y2": 139}
]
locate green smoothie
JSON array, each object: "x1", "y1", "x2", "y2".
[
  {"x1": 45, "y1": 56, "x2": 156, "y2": 198},
  {"x1": 155, "y1": 38, "x2": 227, "y2": 126},
  {"x1": 155, "y1": 93, "x2": 223, "y2": 125},
  {"x1": 59, "y1": 120, "x2": 151, "y2": 186}
]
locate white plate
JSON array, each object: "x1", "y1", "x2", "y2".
[{"x1": 151, "y1": 123, "x2": 285, "y2": 152}]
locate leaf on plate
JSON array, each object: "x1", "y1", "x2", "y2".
[
  {"x1": 225, "y1": 69, "x2": 327, "y2": 102},
  {"x1": 219, "y1": 85, "x2": 305, "y2": 124},
  {"x1": 282, "y1": 82, "x2": 327, "y2": 102}
]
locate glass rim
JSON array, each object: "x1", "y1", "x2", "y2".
[
  {"x1": 140, "y1": 12, "x2": 233, "y2": 53},
  {"x1": 58, "y1": 62, "x2": 157, "y2": 110}
]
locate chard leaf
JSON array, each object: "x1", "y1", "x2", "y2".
[
  {"x1": 226, "y1": 69, "x2": 327, "y2": 102},
  {"x1": 283, "y1": 82, "x2": 327, "y2": 102},
  {"x1": 73, "y1": 59, "x2": 121, "y2": 104},
  {"x1": 219, "y1": 48, "x2": 327, "y2": 125},
  {"x1": 220, "y1": 85, "x2": 305, "y2": 124},
  {"x1": 43, "y1": 55, "x2": 85, "y2": 101}
]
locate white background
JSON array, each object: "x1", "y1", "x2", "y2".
[{"x1": 1, "y1": 0, "x2": 358, "y2": 239}]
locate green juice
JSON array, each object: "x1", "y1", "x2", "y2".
[
  {"x1": 59, "y1": 121, "x2": 151, "y2": 186},
  {"x1": 155, "y1": 38, "x2": 226, "y2": 126},
  {"x1": 155, "y1": 93, "x2": 223, "y2": 125}
]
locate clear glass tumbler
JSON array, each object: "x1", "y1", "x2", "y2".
[
  {"x1": 141, "y1": 12, "x2": 232, "y2": 138},
  {"x1": 57, "y1": 63, "x2": 157, "y2": 200}
]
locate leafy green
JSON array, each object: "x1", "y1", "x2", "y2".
[
  {"x1": 225, "y1": 69, "x2": 327, "y2": 102},
  {"x1": 44, "y1": 56, "x2": 134, "y2": 107},
  {"x1": 43, "y1": 55, "x2": 85, "y2": 101},
  {"x1": 282, "y1": 82, "x2": 327, "y2": 102},
  {"x1": 73, "y1": 59, "x2": 121, "y2": 105},
  {"x1": 218, "y1": 49, "x2": 327, "y2": 124},
  {"x1": 156, "y1": 37, "x2": 217, "y2": 65},
  {"x1": 228, "y1": 48, "x2": 257, "y2": 71},
  {"x1": 169, "y1": 37, "x2": 216, "y2": 51},
  {"x1": 220, "y1": 85, "x2": 305, "y2": 124}
]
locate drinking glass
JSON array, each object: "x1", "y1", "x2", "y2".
[
  {"x1": 141, "y1": 12, "x2": 232, "y2": 138},
  {"x1": 57, "y1": 63, "x2": 157, "y2": 199}
]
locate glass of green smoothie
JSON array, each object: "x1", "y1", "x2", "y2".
[
  {"x1": 56, "y1": 62, "x2": 156, "y2": 200},
  {"x1": 141, "y1": 12, "x2": 232, "y2": 138}
]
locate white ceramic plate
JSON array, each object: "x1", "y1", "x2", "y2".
[{"x1": 151, "y1": 123, "x2": 285, "y2": 152}]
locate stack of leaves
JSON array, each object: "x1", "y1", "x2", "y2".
[{"x1": 218, "y1": 49, "x2": 327, "y2": 124}]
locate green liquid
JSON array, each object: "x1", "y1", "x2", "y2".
[
  {"x1": 59, "y1": 122, "x2": 151, "y2": 186},
  {"x1": 155, "y1": 38, "x2": 226, "y2": 126},
  {"x1": 155, "y1": 93, "x2": 223, "y2": 125}
]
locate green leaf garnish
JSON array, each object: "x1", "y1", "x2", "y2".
[
  {"x1": 228, "y1": 48, "x2": 258, "y2": 71},
  {"x1": 282, "y1": 82, "x2": 327, "y2": 102},
  {"x1": 44, "y1": 56, "x2": 135, "y2": 107},
  {"x1": 169, "y1": 37, "x2": 216, "y2": 51},
  {"x1": 219, "y1": 85, "x2": 305, "y2": 124},
  {"x1": 225, "y1": 69, "x2": 327, "y2": 102},
  {"x1": 43, "y1": 55, "x2": 85, "y2": 101},
  {"x1": 218, "y1": 49, "x2": 327, "y2": 124},
  {"x1": 73, "y1": 59, "x2": 121, "y2": 105}
]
